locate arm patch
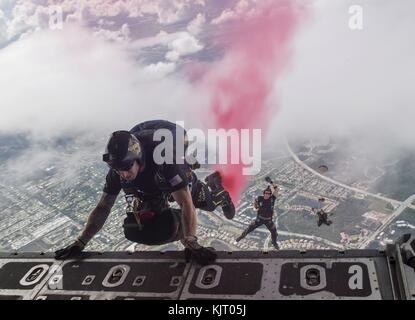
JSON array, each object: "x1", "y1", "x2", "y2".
[{"x1": 169, "y1": 174, "x2": 183, "y2": 187}]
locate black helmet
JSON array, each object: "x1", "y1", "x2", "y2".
[{"x1": 103, "y1": 131, "x2": 143, "y2": 171}]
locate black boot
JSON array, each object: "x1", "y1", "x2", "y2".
[
  {"x1": 205, "y1": 171, "x2": 223, "y2": 190},
  {"x1": 215, "y1": 190, "x2": 235, "y2": 220},
  {"x1": 205, "y1": 172, "x2": 235, "y2": 219}
]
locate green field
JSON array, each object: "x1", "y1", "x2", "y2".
[
  {"x1": 393, "y1": 208, "x2": 415, "y2": 224},
  {"x1": 374, "y1": 152, "x2": 415, "y2": 201}
]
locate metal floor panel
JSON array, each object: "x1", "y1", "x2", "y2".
[{"x1": 0, "y1": 250, "x2": 413, "y2": 300}]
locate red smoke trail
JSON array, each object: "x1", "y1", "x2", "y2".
[{"x1": 198, "y1": 0, "x2": 305, "y2": 202}]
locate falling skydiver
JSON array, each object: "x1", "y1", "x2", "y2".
[
  {"x1": 313, "y1": 197, "x2": 332, "y2": 227},
  {"x1": 235, "y1": 176, "x2": 280, "y2": 250}
]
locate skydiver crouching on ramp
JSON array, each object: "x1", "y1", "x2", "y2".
[
  {"x1": 235, "y1": 177, "x2": 280, "y2": 250},
  {"x1": 54, "y1": 120, "x2": 235, "y2": 266}
]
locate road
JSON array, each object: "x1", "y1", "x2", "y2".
[
  {"x1": 284, "y1": 140, "x2": 403, "y2": 206},
  {"x1": 284, "y1": 139, "x2": 415, "y2": 248},
  {"x1": 358, "y1": 194, "x2": 415, "y2": 248}
]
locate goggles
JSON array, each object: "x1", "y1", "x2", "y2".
[{"x1": 108, "y1": 160, "x2": 135, "y2": 172}]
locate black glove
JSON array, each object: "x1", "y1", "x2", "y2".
[
  {"x1": 183, "y1": 236, "x2": 217, "y2": 266},
  {"x1": 265, "y1": 176, "x2": 273, "y2": 184},
  {"x1": 55, "y1": 239, "x2": 85, "y2": 260}
]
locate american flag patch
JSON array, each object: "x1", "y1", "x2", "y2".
[{"x1": 169, "y1": 174, "x2": 183, "y2": 187}]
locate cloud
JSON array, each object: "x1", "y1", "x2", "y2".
[
  {"x1": 271, "y1": 0, "x2": 415, "y2": 150},
  {"x1": 57, "y1": 0, "x2": 204, "y2": 24},
  {"x1": 0, "y1": 24, "x2": 195, "y2": 140},
  {"x1": 211, "y1": 0, "x2": 251, "y2": 25},
  {"x1": 129, "y1": 29, "x2": 204, "y2": 68},
  {"x1": 0, "y1": 22, "x2": 202, "y2": 185},
  {"x1": 187, "y1": 12, "x2": 205, "y2": 35},
  {"x1": 165, "y1": 31, "x2": 203, "y2": 61},
  {"x1": 0, "y1": 0, "x2": 209, "y2": 48},
  {"x1": 143, "y1": 61, "x2": 177, "y2": 78},
  {"x1": 1, "y1": 1, "x2": 38, "y2": 45},
  {"x1": 0, "y1": 9, "x2": 7, "y2": 43},
  {"x1": 93, "y1": 22, "x2": 131, "y2": 42},
  {"x1": 2, "y1": 0, "x2": 415, "y2": 197},
  {"x1": 1, "y1": 135, "x2": 101, "y2": 186},
  {"x1": 80, "y1": 0, "x2": 128, "y2": 17}
]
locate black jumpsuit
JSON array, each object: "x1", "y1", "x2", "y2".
[
  {"x1": 103, "y1": 120, "x2": 233, "y2": 245},
  {"x1": 237, "y1": 195, "x2": 278, "y2": 247},
  {"x1": 315, "y1": 200, "x2": 332, "y2": 227},
  {"x1": 317, "y1": 210, "x2": 332, "y2": 226}
]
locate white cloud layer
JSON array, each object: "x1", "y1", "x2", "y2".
[
  {"x1": 0, "y1": 22, "x2": 202, "y2": 182},
  {"x1": 186, "y1": 12, "x2": 205, "y2": 35},
  {"x1": 1, "y1": 0, "x2": 415, "y2": 184},
  {"x1": 267, "y1": 0, "x2": 415, "y2": 152},
  {"x1": 165, "y1": 31, "x2": 203, "y2": 61},
  {"x1": 0, "y1": 0, "x2": 209, "y2": 47},
  {"x1": 211, "y1": 0, "x2": 252, "y2": 25},
  {"x1": 0, "y1": 24, "x2": 195, "y2": 139}
]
